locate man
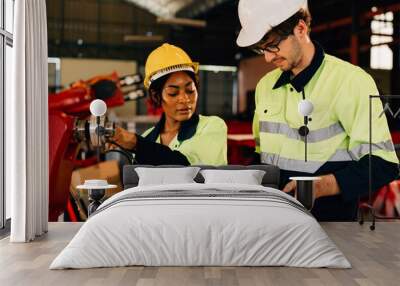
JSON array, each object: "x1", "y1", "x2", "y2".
[{"x1": 236, "y1": 0, "x2": 399, "y2": 220}]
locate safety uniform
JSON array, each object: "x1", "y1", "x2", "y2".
[
  {"x1": 253, "y1": 43, "x2": 399, "y2": 220},
  {"x1": 136, "y1": 113, "x2": 228, "y2": 166}
]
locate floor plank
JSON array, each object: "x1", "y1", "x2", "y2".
[{"x1": 0, "y1": 222, "x2": 399, "y2": 286}]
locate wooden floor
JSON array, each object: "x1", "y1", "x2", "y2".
[{"x1": 0, "y1": 222, "x2": 400, "y2": 286}]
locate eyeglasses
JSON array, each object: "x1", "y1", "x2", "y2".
[{"x1": 252, "y1": 35, "x2": 288, "y2": 55}]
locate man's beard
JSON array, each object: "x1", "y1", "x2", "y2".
[{"x1": 280, "y1": 38, "x2": 302, "y2": 72}]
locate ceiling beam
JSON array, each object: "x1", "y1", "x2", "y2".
[
  {"x1": 123, "y1": 35, "x2": 164, "y2": 42},
  {"x1": 157, "y1": 17, "x2": 207, "y2": 28}
]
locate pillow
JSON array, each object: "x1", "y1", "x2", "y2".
[
  {"x1": 135, "y1": 167, "x2": 201, "y2": 186},
  {"x1": 200, "y1": 169, "x2": 266, "y2": 185}
]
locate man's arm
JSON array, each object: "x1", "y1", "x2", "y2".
[
  {"x1": 282, "y1": 155, "x2": 398, "y2": 200},
  {"x1": 334, "y1": 155, "x2": 399, "y2": 202},
  {"x1": 325, "y1": 70, "x2": 399, "y2": 200},
  {"x1": 334, "y1": 70, "x2": 399, "y2": 200}
]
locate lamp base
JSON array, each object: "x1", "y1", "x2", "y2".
[{"x1": 88, "y1": 188, "x2": 106, "y2": 216}]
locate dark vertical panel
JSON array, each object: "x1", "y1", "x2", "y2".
[
  {"x1": 1, "y1": 0, "x2": 13, "y2": 230},
  {"x1": 359, "y1": 19, "x2": 372, "y2": 68},
  {"x1": 60, "y1": 0, "x2": 64, "y2": 45},
  {"x1": 97, "y1": 0, "x2": 100, "y2": 57},
  {"x1": 351, "y1": 0, "x2": 360, "y2": 65},
  {"x1": 200, "y1": 71, "x2": 208, "y2": 115}
]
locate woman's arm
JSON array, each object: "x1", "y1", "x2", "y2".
[
  {"x1": 109, "y1": 127, "x2": 190, "y2": 165},
  {"x1": 134, "y1": 135, "x2": 190, "y2": 165}
]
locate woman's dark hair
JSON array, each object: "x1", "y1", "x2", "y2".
[
  {"x1": 258, "y1": 8, "x2": 312, "y2": 44},
  {"x1": 148, "y1": 71, "x2": 199, "y2": 108}
]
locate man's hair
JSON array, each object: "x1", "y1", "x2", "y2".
[{"x1": 260, "y1": 8, "x2": 312, "y2": 43}]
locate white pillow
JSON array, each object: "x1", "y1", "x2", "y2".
[
  {"x1": 135, "y1": 167, "x2": 201, "y2": 186},
  {"x1": 200, "y1": 169, "x2": 266, "y2": 185}
]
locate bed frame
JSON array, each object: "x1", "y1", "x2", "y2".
[{"x1": 123, "y1": 164, "x2": 281, "y2": 189}]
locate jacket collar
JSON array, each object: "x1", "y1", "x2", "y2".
[
  {"x1": 144, "y1": 113, "x2": 200, "y2": 143},
  {"x1": 273, "y1": 41, "x2": 325, "y2": 92}
]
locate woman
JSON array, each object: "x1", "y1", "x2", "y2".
[{"x1": 111, "y1": 43, "x2": 227, "y2": 165}]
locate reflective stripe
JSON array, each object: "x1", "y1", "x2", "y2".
[
  {"x1": 260, "y1": 139, "x2": 394, "y2": 173},
  {"x1": 328, "y1": 149, "x2": 353, "y2": 161},
  {"x1": 348, "y1": 140, "x2": 395, "y2": 160},
  {"x1": 260, "y1": 152, "x2": 325, "y2": 173},
  {"x1": 259, "y1": 121, "x2": 345, "y2": 143}
]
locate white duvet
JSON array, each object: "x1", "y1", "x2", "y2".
[{"x1": 50, "y1": 183, "x2": 351, "y2": 269}]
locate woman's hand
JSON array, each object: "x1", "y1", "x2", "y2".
[
  {"x1": 282, "y1": 174, "x2": 341, "y2": 199},
  {"x1": 107, "y1": 127, "x2": 137, "y2": 151}
]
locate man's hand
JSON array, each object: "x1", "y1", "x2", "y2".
[
  {"x1": 282, "y1": 180, "x2": 296, "y2": 194},
  {"x1": 282, "y1": 174, "x2": 341, "y2": 199},
  {"x1": 107, "y1": 127, "x2": 137, "y2": 151}
]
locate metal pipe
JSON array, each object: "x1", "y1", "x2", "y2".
[
  {"x1": 335, "y1": 38, "x2": 400, "y2": 55},
  {"x1": 312, "y1": 3, "x2": 400, "y2": 33}
]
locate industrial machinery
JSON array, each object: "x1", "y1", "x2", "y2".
[{"x1": 48, "y1": 72, "x2": 144, "y2": 221}]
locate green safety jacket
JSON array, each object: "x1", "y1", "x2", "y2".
[
  {"x1": 137, "y1": 113, "x2": 227, "y2": 166},
  {"x1": 253, "y1": 42, "x2": 399, "y2": 220}
]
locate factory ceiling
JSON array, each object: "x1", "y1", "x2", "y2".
[
  {"x1": 47, "y1": 0, "x2": 400, "y2": 67},
  {"x1": 125, "y1": 0, "x2": 231, "y2": 18},
  {"x1": 125, "y1": 0, "x2": 191, "y2": 18}
]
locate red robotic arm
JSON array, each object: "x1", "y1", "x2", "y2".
[{"x1": 48, "y1": 72, "x2": 143, "y2": 221}]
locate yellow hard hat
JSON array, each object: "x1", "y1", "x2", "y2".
[{"x1": 144, "y1": 43, "x2": 199, "y2": 89}]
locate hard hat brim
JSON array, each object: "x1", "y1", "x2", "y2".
[
  {"x1": 236, "y1": 26, "x2": 271, "y2": 47},
  {"x1": 145, "y1": 62, "x2": 199, "y2": 89}
]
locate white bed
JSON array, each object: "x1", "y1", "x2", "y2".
[{"x1": 50, "y1": 183, "x2": 351, "y2": 269}]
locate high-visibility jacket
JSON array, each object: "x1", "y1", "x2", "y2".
[
  {"x1": 142, "y1": 114, "x2": 228, "y2": 165},
  {"x1": 253, "y1": 43, "x2": 399, "y2": 221},
  {"x1": 253, "y1": 54, "x2": 398, "y2": 173}
]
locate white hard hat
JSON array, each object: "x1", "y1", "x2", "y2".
[{"x1": 236, "y1": 0, "x2": 308, "y2": 47}]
